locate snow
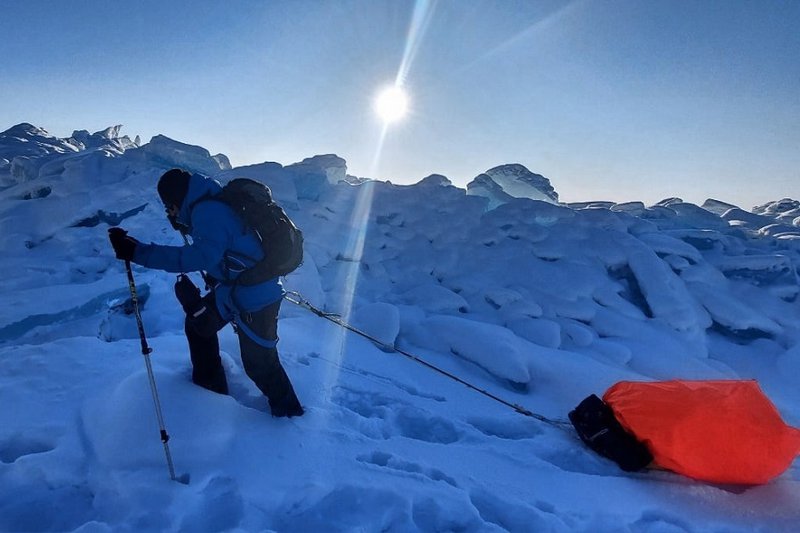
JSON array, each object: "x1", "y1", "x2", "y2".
[
  {"x1": 465, "y1": 173, "x2": 512, "y2": 210},
  {"x1": 417, "y1": 174, "x2": 452, "y2": 187},
  {"x1": 466, "y1": 164, "x2": 558, "y2": 208},
  {"x1": 141, "y1": 134, "x2": 232, "y2": 175},
  {"x1": 291, "y1": 154, "x2": 348, "y2": 185},
  {"x1": 481, "y1": 164, "x2": 559, "y2": 203},
  {"x1": 1, "y1": 122, "x2": 799, "y2": 531},
  {"x1": 701, "y1": 198, "x2": 740, "y2": 216}
]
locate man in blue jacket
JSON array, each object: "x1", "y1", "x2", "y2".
[{"x1": 108, "y1": 169, "x2": 303, "y2": 417}]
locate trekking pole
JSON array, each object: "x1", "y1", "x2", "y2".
[{"x1": 123, "y1": 260, "x2": 184, "y2": 483}]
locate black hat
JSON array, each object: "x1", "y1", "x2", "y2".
[{"x1": 157, "y1": 169, "x2": 191, "y2": 208}]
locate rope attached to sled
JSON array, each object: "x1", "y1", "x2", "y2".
[{"x1": 284, "y1": 291, "x2": 570, "y2": 429}]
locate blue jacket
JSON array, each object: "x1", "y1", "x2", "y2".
[{"x1": 133, "y1": 173, "x2": 284, "y2": 321}]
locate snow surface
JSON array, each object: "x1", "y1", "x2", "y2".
[
  {"x1": 466, "y1": 164, "x2": 559, "y2": 208},
  {"x1": 1, "y1": 123, "x2": 799, "y2": 532}
]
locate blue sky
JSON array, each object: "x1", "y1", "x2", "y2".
[{"x1": 2, "y1": 0, "x2": 798, "y2": 207}]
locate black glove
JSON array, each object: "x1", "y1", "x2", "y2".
[
  {"x1": 108, "y1": 227, "x2": 139, "y2": 261},
  {"x1": 175, "y1": 274, "x2": 203, "y2": 315}
]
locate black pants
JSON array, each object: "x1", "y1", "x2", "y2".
[{"x1": 185, "y1": 293, "x2": 303, "y2": 416}]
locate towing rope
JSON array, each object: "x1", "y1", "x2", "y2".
[
  {"x1": 179, "y1": 227, "x2": 571, "y2": 430},
  {"x1": 284, "y1": 291, "x2": 570, "y2": 429}
]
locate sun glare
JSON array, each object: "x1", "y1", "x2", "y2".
[{"x1": 374, "y1": 86, "x2": 409, "y2": 123}]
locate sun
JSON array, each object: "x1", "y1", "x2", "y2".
[{"x1": 374, "y1": 85, "x2": 409, "y2": 123}]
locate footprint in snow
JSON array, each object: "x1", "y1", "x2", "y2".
[
  {"x1": 179, "y1": 476, "x2": 245, "y2": 533},
  {"x1": 0, "y1": 434, "x2": 56, "y2": 464},
  {"x1": 354, "y1": 367, "x2": 447, "y2": 402},
  {"x1": 220, "y1": 358, "x2": 270, "y2": 413},
  {"x1": 632, "y1": 510, "x2": 692, "y2": 533},
  {"x1": 331, "y1": 386, "x2": 463, "y2": 444},
  {"x1": 357, "y1": 450, "x2": 459, "y2": 488},
  {"x1": 469, "y1": 488, "x2": 566, "y2": 532},
  {"x1": 273, "y1": 485, "x2": 409, "y2": 531},
  {"x1": 394, "y1": 406, "x2": 462, "y2": 444}
]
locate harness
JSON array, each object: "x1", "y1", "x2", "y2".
[
  {"x1": 228, "y1": 284, "x2": 280, "y2": 349},
  {"x1": 178, "y1": 223, "x2": 280, "y2": 350}
]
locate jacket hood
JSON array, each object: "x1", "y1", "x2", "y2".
[{"x1": 177, "y1": 174, "x2": 223, "y2": 230}]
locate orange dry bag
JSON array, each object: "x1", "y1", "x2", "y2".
[{"x1": 603, "y1": 380, "x2": 800, "y2": 485}]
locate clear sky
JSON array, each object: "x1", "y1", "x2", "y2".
[{"x1": 2, "y1": 0, "x2": 798, "y2": 208}]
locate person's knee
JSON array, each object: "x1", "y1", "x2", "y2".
[
  {"x1": 241, "y1": 346, "x2": 279, "y2": 375},
  {"x1": 261, "y1": 347, "x2": 280, "y2": 366},
  {"x1": 186, "y1": 310, "x2": 220, "y2": 338}
]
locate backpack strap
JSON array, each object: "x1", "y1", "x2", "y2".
[
  {"x1": 187, "y1": 192, "x2": 214, "y2": 213},
  {"x1": 188, "y1": 194, "x2": 262, "y2": 279}
]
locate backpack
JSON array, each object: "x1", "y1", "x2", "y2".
[{"x1": 208, "y1": 178, "x2": 304, "y2": 285}]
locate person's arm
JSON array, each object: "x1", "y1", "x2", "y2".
[{"x1": 133, "y1": 203, "x2": 228, "y2": 274}]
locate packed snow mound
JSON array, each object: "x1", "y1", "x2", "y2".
[
  {"x1": 417, "y1": 173, "x2": 452, "y2": 187},
  {"x1": 702, "y1": 198, "x2": 740, "y2": 216},
  {"x1": 754, "y1": 198, "x2": 800, "y2": 220},
  {"x1": 655, "y1": 197, "x2": 684, "y2": 207},
  {"x1": 1, "y1": 124, "x2": 80, "y2": 186},
  {"x1": 0, "y1": 123, "x2": 78, "y2": 161},
  {"x1": 142, "y1": 134, "x2": 232, "y2": 175},
  {"x1": 721, "y1": 207, "x2": 776, "y2": 229},
  {"x1": 0, "y1": 125, "x2": 240, "y2": 250},
  {"x1": 566, "y1": 200, "x2": 616, "y2": 209},
  {"x1": 602, "y1": 197, "x2": 800, "y2": 239},
  {"x1": 465, "y1": 173, "x2": 513, "y2": 210},
  {"x1": 466, "y1": 164, "x2": 558, "y2": 208},
  {"x1": 485, "y1": 164, "x2": 559, "y2": 202},
  {"x1": 2, "y1": 123, "x2": 799, "y2": 357},
  {"x1": 612, "y1": 200, "x2": 728, "y2": 232},
  {"x1": 289, "y1": 154, "x2": 348, "y2": 185},
  {"x1": 70, "y1": 126, "x2": 138, "y2": 151},
  {"x1": 0, "y1": 123, "x2": 142, "y2": 187},
  {"x1": 715, "y1": 198, "x2": 800, "y2": 237}
]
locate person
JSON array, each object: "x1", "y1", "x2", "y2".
[{"x1": 108, "y1": 168, "x2": 304, "y2": 417}]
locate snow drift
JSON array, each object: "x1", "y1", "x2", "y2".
[{"x1": 1, "y1": 123, "x2": 799, "y2": 532}]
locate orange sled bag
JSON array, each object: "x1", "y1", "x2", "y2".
[{"x1": 604, "y1": 380, "x2": 800, "y2": 485}]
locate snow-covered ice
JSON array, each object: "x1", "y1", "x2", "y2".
[{"x1": 1, "y1": 123, "x2": 799, "y2": 532}]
